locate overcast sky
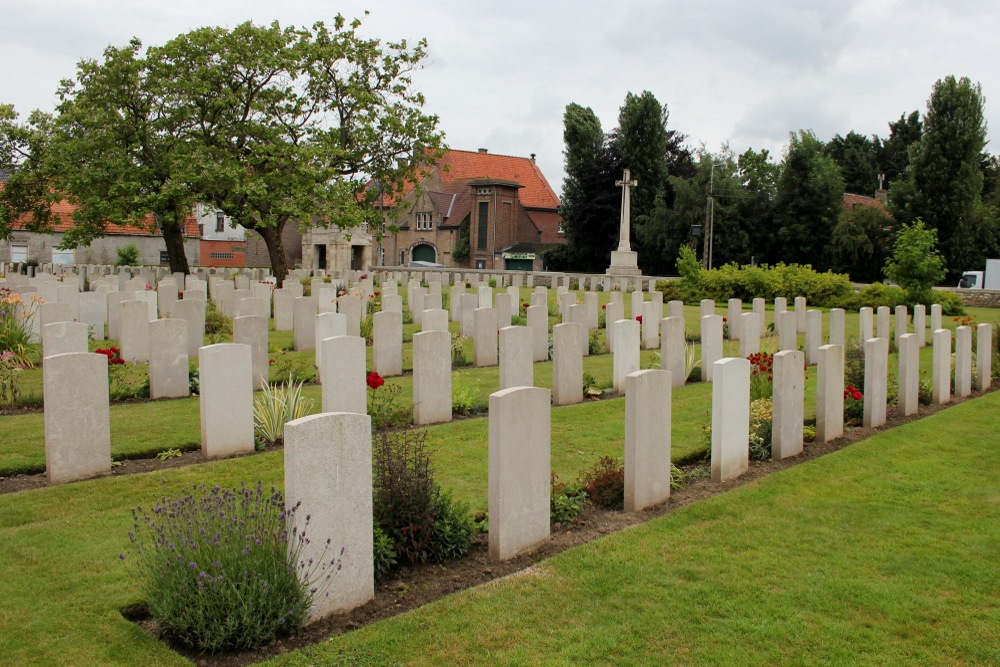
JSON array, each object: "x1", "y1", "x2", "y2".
[{"x1": 4, "y1": 0, "x2": 999, "y2": 195}]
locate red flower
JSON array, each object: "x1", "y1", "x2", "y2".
[
  {"x1": 374, "y1": 291, "x2": 381, "y2": 297},
  {"x1": 722, "y1": 316, "x2": 728, "y2": 322},
  {"x1": 366, "y1": 372, "x2": 385, "y2": 390},
  {"x1": 636, "y1": 315, "x2": 643, "y2": 323},
  {"x1": 852, "y1": 390, "x2": 862, "y2": 400},
  {"x1": 601, "y1": 304, "x2": 607, "y2": 310},
  {"x1": 269, "y1": 359, "x2": 275, "y2": 366}
]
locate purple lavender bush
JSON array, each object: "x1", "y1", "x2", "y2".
[{"x1": 123, "y1": 482, "x2": 337, "y2": 653}]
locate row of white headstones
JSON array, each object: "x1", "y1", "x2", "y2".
[{"x1": 27, "y1": 277, "x2": 994, "y2": 624}]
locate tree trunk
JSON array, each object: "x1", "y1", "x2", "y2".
[
  {"x1": 161, "y1": 216, "x2": 190, "y2": 275},
  {"x1": 258, "y1": 222, "x2": 288, "y2": 287}
]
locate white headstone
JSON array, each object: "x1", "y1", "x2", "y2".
[
  {"x1": 711, "y1": 358, "x2": 750, "y2": 482},
  {"x1": 625, "y1": 369, "x2": 672, "y2": 511},
  {"x1": 199, "y1": 343, "x2": 254, "y2": 458},
  {"x1": 43, "y1": 352, "x2": 111, "y2": 483}
]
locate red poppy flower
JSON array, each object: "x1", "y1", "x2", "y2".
[
  {"x1": 366, "y1": 372, "x2": 385, "y2": 390},
  {"x1": 636, "y1": 315, "x2": 643, "y2": 323},
  {"x1": 852, "y1": 390, "x2": 862, "y2": 400},
  {"x1": 722, "y1": 316, "x2": 728, "y2": 322},
  {"x1": 601, "y1": 304, "x2": 607, "y2": 310}
]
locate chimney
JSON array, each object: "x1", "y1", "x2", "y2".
[
  {"x1": 530, "y1": 153, "x2": 536, "y2": 163},
  {"x1": 874, "y1": 188, "x2": 888, "y2": 204},
  {"x1": 478, "y1": 148, "x2": 488, "y2": 154}
]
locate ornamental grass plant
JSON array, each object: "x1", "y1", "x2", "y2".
[{"x1": 253, "y1": 375, "x2": 314, "y2": 449}]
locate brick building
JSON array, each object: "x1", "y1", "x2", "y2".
[{"x1": 301, "y1": 148, "x2": 566, "y2": 272}]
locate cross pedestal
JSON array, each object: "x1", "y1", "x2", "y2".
[{"x1": 607, "y1": 169, "x2": 642, "y2": 276}]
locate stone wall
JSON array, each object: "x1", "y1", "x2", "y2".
[{"x1": 940, "y1": 288, "x2": 1000, "y2": 308}]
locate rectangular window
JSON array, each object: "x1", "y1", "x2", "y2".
[
  {"x1": 159, "y1": 251, "x2": 169, "y2": 264},
  {"x1": 210, "y1": 252, "x2": 235, "y2": 259},
  {"x1": 399, "y1": 250, "x2": 405, "y2": 265},
  {"x1": 215, "y1": 212, "x2": 225, "y2": 233},
  {"x1": 415, "y1": 212, "x2": 433, "y2": 231},
  {"x1": 477, "y1": 201, "x2": 489, "y2": 249},
  {"x1": 10, "y1": 244, "x2": 27, "y2": 263}
]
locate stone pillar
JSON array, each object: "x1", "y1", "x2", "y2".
[
  {"x1": 199, "y1": 343, "x2": 254, "y2": 458},
  {"x1": 612, "y1": 319, "x2": 640, "y2": 394},
  {"x1": 314, "y1": 312, "x2": 347, "y2": 382},
  {"x1": 373, "y1": 310, "x2": 403, "y2": 377},
  {"x1": 41, "y1": 321, "x2": 88, "y2": 358},
  {"x1": 711, "y1": 358, "x2": 750, "y2": 482},
  {"x1": 413, "y1": 330, "x2": 452, "y2": 425},
  {"x1": 876, "y1": 306, "x2": 891, "y2": 345},
  {"x1": 700, "y1": 299, "x2": 715, "y2": 318},
  {"x1": 119, "y1": 299, "x2": 151, "y2": 363},
  {"x1": 700, "y1": 314, "x2": 723, "y2": 382},
  {"x1": 805, "y1": 310, "x2": 822, "y2": 366},
  {"x1": 473, "y1": 307, "x2": 499, "y2": 367},
  {"x1": 641, "y1": 301, "x2": 659, "y2": 350},
  {"x1": 173, "y1": 299, "x2": 206, "y2": 359},
  {"x1": 930, "y1": 303, "x2": 942, "y2": 333},
  {"x1": 848, "y1": 305, "x2": 868, "y2": 344},
  {"x1": 752, "y1": 297, "x2": 766, "y2": 336},
  {"x1": 625, "y1": 369, "x2": 672, "y2": 511},
  {"x1": 727, "y1": 298, "x2": 742, "y2": 340},
  {"x1": 495, "y1": 292, "x2": 513, "y2": 329},
  {"x1": 567, "y1": 303, "x2": 590, "y2": 356},
  {"x1": 293, "y1": 296, "x2": 318, "y2": 351},
  {"x1": 527, "y1": 304, "x2": 548, "y2": 362},
  {"x1": 499, "y1": 326, "x2": 533, "y2": 390},
  {"x1": 794, "y1": 296, "x2": 807, "y2": 333},
  {"x1": 777, "y1": 310, "x2": 797, "y2": 352},
  {"x1": 772, "y1": 349, "x2": 804, "y2": 460},
  {"x1": 863, "y1": 337, "x2": 888, "y2": 428},
  {"x1": 740, "y1": 312, "x2": 760, "y2": 357},
  {"x1": 233, "y1": 315, "x2": 269, "y2": 391},
  {"x1": 829, "y1": 308, "x2": 845, "y2": 347},
  {"x1": 284, "y1": 412, "x2": 373, "y2": 621},
  {"x1": 897, "y1": 333, "x2": 919, "y2": 417},
  {"x1": 337, "y1": 295, "x2": 363, "y2": 338},
  {"x1": 604, "y1": 301, "x2": 624, "y2": 353},
  {"x1": 913, "y1": 304, "x2": 927, "y2": 348},
  {"x1": 977, "y1": 323, "x2": 992, "y2": 392},
  {"x1": 661, "y1": 316, "x2": 686, "y2": 388},
  {"x1": 320, "y1": 336, "x2": 366, "y2": 414},
  {"x1": 449, "y1": 285, "x2": 464, "y2": 322},
  {"x1": 894, "y1": 305, "x2": 908, "y2": 351},
  {"x1": 149, "y1": 318, "x2": 190, "y2": 398},
  {"x1": 552, "y1": 322, "x2": 583, "y2": 406},
  {"x1": 816, "y1": 344, "x2": 844, "y2": 443},
  {"x1": 954, "y1": 325, "x2": 972, "y2": 398},
  {"x1": 932, "y1": 328, "x2": 952, "y2": 405},
  {"x1": 43, "y1": 352, "x2": 111, "y2": 483},
  {"x1": 78, "y1": 291, "x2": 108, "y2": 340},
  {"x1": 488, "y1": 386, "x2": 551, "y2": 562}
]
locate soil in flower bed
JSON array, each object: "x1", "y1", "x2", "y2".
[{"x1": 107, "y1": 392, "x2": 982, "y2": 667}]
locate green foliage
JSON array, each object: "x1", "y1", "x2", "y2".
[
  {"x1": 0, "y1": 287, "x2": 40, "y2": 366},
  {"x1": 774, "y1": 130, "x2": 845, "y2": 269},
  {"x1": 0, "y1": 350, "x2": 23, "y2": 405},
  {"x1": 452, "y1": 219, "x2": 470, "y2": 264},
  {"x1": 268, "y1": 350, "x2": 316, "y2": 384},
  {"x1": 691, "y1": 262, "x2": 855, "y2": 306},
  {"x1": 367, "y1": 380, "x2": 410, "y2": 431},
  {"x1": 108, "y1": 360, "x2": 150, "y2": 401},
  {"x1": 451, "y1": 332, "x2": 468, "y2": 366},
  {"x1": 748, "y1": 352, "x2": 774, "y2": 402},
  {"x1": 894, "y1": 76, "x2": 995, "y2": 275},
  {"x1": 253, "y1": 375, "x2": 314, "y2": 449},
  {"x1": 372, "y1": 429, "x2": 473, "y2": 567},
  {"x1": 115, "y1": 243, "x2": 140, "y2": 267},
  {"x1": 748, "y1": 398, "x2": 774, "y2": 461},
  {"x1": 579, "y1": 456, "x2": 625, "y2": 510},
  {"x1": 825, "y1": 130, "x2": 878, "y2": 196},
  {"x1": 676, "y1": 245, "x2": 702, "y2": 287},
  {"x1": 452, "y1": 376, "x2": 480, "y2": 415},
  {"x1": 588, "y1": 329, "x2": 605, "y2": 355},
  {"x1": 883, "y1": 220, "x2": 947, "y2": 305},
  {"x1": 551, "y1": 473, "x2": 588, "y2": 524},
  {"x1": 935, "y1": 291, "x2": 966, "y2": 316},
  {"x1": 830, "y1": 204, "x2": 894, "y2": 282},
  {"x1": 124, "y1": 483, "x2": 329, "y2": 652},
  {"x1": 843, "y1": 340, "x2": 866, "y2": 392},
  {"x1": 372, "y1": 524, "x2": 397, "y2": 581},
  {"x1": 204, "y1": 299, "x2": 232, "y2": 337}
]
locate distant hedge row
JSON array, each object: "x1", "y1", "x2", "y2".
[{"x1": 656, "y1": 263, "x2": 965, "y2": 315}]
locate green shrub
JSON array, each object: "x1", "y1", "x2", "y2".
[
  {"x1": 204, "y1": 299, "x2": 232, "y2": 337},
  {"x1": 579, "y1": 456, "x2": 625, "y2": 510},
  {"x1": 588, "y1": 329, "x2": 605, "y2": 355},
  {"x1": 373, "y1": 524, "x2": 397, "y2": 581},
  {"x1": 551, "y1": 473, "x2": 587, "y2": 523},
  {"x1": 883, "y1": 219, "x2": 946, "y2": 306},
  {"x1": 452, "y1": 376, "x2": 480, "y2": 415},
  {"x1": 655, "y1": 280, "x2": 685, "y2": 302},
  {"x1": 934, "y1": 290, "x2": 966, "y2": 316},
  {"x1": 693, "y1": 262, "x2": 855, "y2": 306},
  {"x1": 372, "y1": 429, "x2": 473, "y2": 567},
  {"x1": 300, "y1": 276, "x2": 312, "y2": 297},
  {"x1": 123, "y1": 483, "x2": 331, "y2": 653},
  {"x1": 748, "y1": 398, "x2": 773, "y2": 461},
  {"x1": 115, "y1": 243, "x2": 140, "y2": 266},
  {"x1": 451, "y1": 332, "x2": 469, "y2": 366},
  {"x1": 367, "y1": 377, "x2": 410, "y2": 431}
]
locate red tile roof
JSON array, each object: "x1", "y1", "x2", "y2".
[
  {"x1": 842, "y1": 193, "x2": 890, "y2": 216},
  {"x1": 436, "y1": 150, "x2": 560, "y2": 210},
  {"x1": 9, "y1": 195, "x2": 201, "y2": 237}
]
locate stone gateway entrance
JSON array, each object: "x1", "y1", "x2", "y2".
[{"x1": 411, "y1": 244, "x2": 437, "y2": 264}]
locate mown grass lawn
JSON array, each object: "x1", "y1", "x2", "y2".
[{"x1": 0, "y1": 390, "x2": 996, "y2": 665}]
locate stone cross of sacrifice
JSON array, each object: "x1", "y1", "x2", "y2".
[{"x1": 616, "y1": 168, "x2": 638, "y2": 252}]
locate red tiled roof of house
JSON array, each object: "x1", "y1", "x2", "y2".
[
  {"x1": 9, "y1": 195, "x2": 201, "y2": 237},
  {"x1": 842, "y1": 193, "x2": 891, "y2": 216},
  {"x1": 436, "y1": 149, "x2": 560, "y2": 210}
]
